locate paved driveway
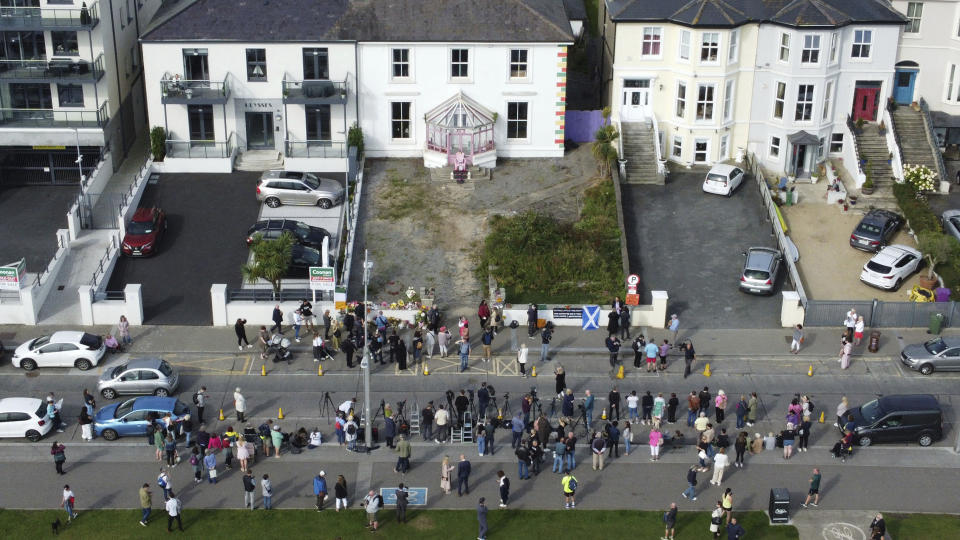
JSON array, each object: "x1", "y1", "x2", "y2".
[
  {"x1": 0, "y1": 186, "x2": 76, "y2": 272},
  {"x1": 621, "y1": 169, "x2": 783, "y2": 329},
  {"x1": 106, "y1": 172, "x2": 260, "y2": 325}
]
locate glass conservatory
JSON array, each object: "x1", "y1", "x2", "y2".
[{"x1": 424, "y1": 91, "x2": 497, "y2": 168}]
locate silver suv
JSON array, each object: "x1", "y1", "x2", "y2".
[
  {"x1": 739, "y1": 247, "x2": 782, "y2": 295},
  {"x1": 256, "y1": 170, "x2": 344, "y2": 209},
  {"x1": 97, "y1": 357, "x2": 180, "y2": 399}
]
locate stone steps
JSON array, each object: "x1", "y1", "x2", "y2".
[
  {"x1": 620, "y1": 121, "x2": 663, "y2": 184},
  {"x1": 892, "y1": 108, "x2": 941, "y2": 173},
  {"x1": 235, "y1": 150, "x2": 283, "y2": 171}
]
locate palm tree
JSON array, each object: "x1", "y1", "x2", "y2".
[
  {"x1": 241, "y1": 232, "x2": 295, "y2": 296},
  {"x1": 591, "y1": 109, "x2": 619, "y2": 178}
]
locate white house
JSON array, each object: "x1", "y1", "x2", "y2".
[
  {"x1": 603, "y1": 0, "x2": 904, "y2": 178},
  {"x1": 0, "y1": 0, "x2": 160, "y2": 185},
  {"x1": 140, "y1": 0, "x2": 574, "y2": 173}
]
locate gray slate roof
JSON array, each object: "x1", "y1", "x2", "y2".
[
  {"x1": 564, "y1": 0, "x2": 588, "y2": 21},
  {"x1": 606, "y1": 0, "x2": 905, "y2": 28},
  {"x1": 142, "y1": 0, "x2": 574, "y2": 43}
]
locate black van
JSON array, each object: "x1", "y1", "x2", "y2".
[{"x1": 841, "y1": 394, "x2": 943, "y2": 447}]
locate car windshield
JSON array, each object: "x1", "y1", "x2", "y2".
[
  {"x1": 950, "y1": 217, "x2": 960, "y2": 231},
  {"x1": 707, "y1": 173, "x2": 727, "y2": 183},
  {"x1": 34, "y1": 402, "x2": 47, "y2": 418},
  {"x1": 115, "y1": 398, "x2": 137, "y2": 418},
  {"x1": 127, "y1": 220, "x2": 154, "y2": 235},
  {"x1": 743, "y1": 270, "x2": 769, "y2": 280},
  {"x1": 297, "y1": 248, "x2": 321, "y2": 265},
  {"x1": 173, "y1": 401, "x2": 190, "y2": 416},
  {"x1": 291, "y1": 222, "x2": 312, "y2": 238},
  {"x1": 856, "y1": 223, "x2": 881, "y2": 235},
  {"x1": 866, "y1": 261, "x2": 891, "y2": 273},
  {"x1": 303, "y1": 176, "x2": 321, "y2": 190},
  {"x1": 111, "y1": 364, "x2": 127, "y2": 378},
  {"x1": 80, "y1": 333, "x2": 102, "y2": 349},
  {"x1": 31, "y1": 335, "x2": 51, "y2": 349},
  {"x1": 925, "y1": 337, "x2": 948, "y2": 355},
  {"x1": 158, "y1": 361, "x2": 173, "y2": 377},
  {"x1": 859, "y1": 399, "x2": 884, "y2": 423}
]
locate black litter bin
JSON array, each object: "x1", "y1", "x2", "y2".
[{"x1": 769, "y1": 488, "x2": 790, "y2": 523}]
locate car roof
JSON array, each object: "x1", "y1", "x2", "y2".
[
  {"x1": 708, "y1": 164, "x2": 737, "y2": 175},
  {"x1": 292, "y1": 244, "x2": 321, "y2": 256},
  {"x1": 877, "y1": 394, "x2": 941, "y2": 411},
  {"x1": 125, "y1": 357, "x2": 165, "y2": 370},
  {"x1": 942, "y1": 209, "x2": 960, "y2": 220},
  {"x1": 128, "y1": 396, "x2": 177, "y2": 410},
  {"x1": 934, "y1": 336, "x2": 960, "y2": 348},
  {"x1": 861, "y1": 209, "x2": 899, "y2": 225},
  {"x1": 0, "y1": 397, "x2": 43, "y2": 411},
  {"x1": 131, "y1": 207, "x2": 156, "y2": 221},
  {"x1": 872, "y1": 245, "x2": 920, "y2": 263},
  {"x1": 49, "y1": 331, "x2": 85, "y2": 343}
]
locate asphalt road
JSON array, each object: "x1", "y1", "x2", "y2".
[
  {"x1": 106, "y1": 173, "x2": 261, "y2": 325},
  {"x1": 0, "y1": 186, "x2": 77, "y2": 272},
  {"x1": 621, "y1": 170, "x2": 784, "y2": 330}
]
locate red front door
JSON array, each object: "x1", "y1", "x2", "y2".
[{"x1": 853, "y1": 87, "x2": 879, "y2": 122}]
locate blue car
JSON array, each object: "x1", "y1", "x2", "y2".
[{"x1": 94, "y1": 396, "x2": 190, "y2": 441}]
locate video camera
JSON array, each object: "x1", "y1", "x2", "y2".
[{"x1": 529, "y1": 386, "x2": 538, "y2": 399}]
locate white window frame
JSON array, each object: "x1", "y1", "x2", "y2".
[
  {"x1": 723, "y1": 79, "x2": 734, "y2": 122},
  {"x1": 818, "y1": 137, "x2": 826, "y2": 160},
  {"x1": 391, "y1": 48, "x2": 411, "y2": 80},
  {"x1": 695, "y1": 83, "x2": 715, "y2": 121},
  {"x1": 779, "y1": 32, "x2": 790, "y2": 62},
  {"x1": 675, "y1": 81, "x2": 687, "y2": 119},
  {"x1": 852, "y1": 29, "x2": 872, "y2": 59},
  {"x1": 642, "y1": 27, "x2": 663, "y2": 58},
  {"x1": 728, "y1": 29, "x2": 738, "y2": 63},
  {"x1": 905, "y1": 2, "x2": 923, "y2": 34},
  {"x1": 829, "y1": 33, "x2": 838, "y2": 64},
  {"x1": 449, "y1": 48, "x2": 471, "y2": 80},
  {"x1": 506, "y1": 101, "x2": 529, "y2": 141},
  {"x1": 390, "y1": 101, "x2": 413, "y2": 141},
  {"x1": 679, "y1": 30, "x2": 690, "y2": 61},
  {"x1": 801, "y1": 35, "x2": 820, "y2": 64},
  {"x1": 671, "y1": 135, "x2": 683, "y2": 158},
  {"x1": 693, "y1": 138, "x2": 710, "y2": 163},
  {"x1": 509, "y1": 48, "x2": 529, "y2": 80},
  {"x1": 773, "y1": 81, "x2": 786, "y2": 120},
  {"x1": 947, "y1": 64, "x2": 958, "y2": 103},
  {"x1": 830, "y1": 133, "x2": 844, "y2": 153},
  {"x1": 795, "y1": 84, "x2": 815, "y2": 122},
  {"x1": 822, "y1": 80, "x2": 833, "y2": 121},
  {"x1": 700, "y1": 32, "x2": 719, "y2": 64},
  {"x1": 719, "y1": 134, "x2": 729, "y2": 160},
  {"x1": 769, "y1": 136, "x2": 781, "y2": 159}
]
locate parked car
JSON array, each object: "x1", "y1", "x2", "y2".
[
  {"x1": 702, "y1": 164, "x2": 745, "y2": 196},
  {"x1": 287, "y1": 244, "x2": 323, "y2": 278},
  {"x1": 97, "y1": 357, "x2": 180, "y2": 399},
  {"x1": 93, "y1": 396, "x2": 190, "y2": 441},
  {"x1": 246, "y1": 219, "x2": 331, "y2": 250},
  {"x1": 739, "y1": 247, "x2": 782, "y2": 295},
  {"x1": 859, "y1": 244, "x2": 922, "y2": 291},
  {"x1": 900, "y1": 336, "x2": 960, "y2": 375},
  {"x1": 849, "y1": 209, "x2": 903, "y2": 253},
  {"x1": 942, "y1": 209, "x2": 960, "y2": 243},
  {"x1": 12, "y1": 331, "x2": 105, "y2": 371},
  {"x1": 257, "y1": 170, "x2": 344, "y2": 209},
  {"x1": 0, "y1": 397, "x2": 56, "y2": 441},
  {"x1": 121, "y1": 207, "x2": 167, "y2": 257},
  {"x1": 839, "y1": 394, "x2": 943, "y2": 447}
]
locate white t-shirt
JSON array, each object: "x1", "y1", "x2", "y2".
[
  {"x1": 309, "y1": 431, "x2": 322, "y2": 446},
  {"x1": 165, "y1": 497, "x2": 181, "y2": 516},
  {"x1": 713, "y1": 453, "x2": 729, "y2": 469},
  {"x1": 63, "y1": 488, "x2": 74, "y2": 504},
  {"x1": 626, "y1": 395, "x2": 639, "y2": 409}
]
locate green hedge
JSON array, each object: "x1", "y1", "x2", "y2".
[{"x1": 892, "y1": 183, "x2": 941, "y2": 235}]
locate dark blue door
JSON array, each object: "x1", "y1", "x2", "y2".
[{"x1": 893, "y1": 69, "x2": 917, "y2": 105}]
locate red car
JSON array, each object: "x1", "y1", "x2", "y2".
[{"x1": 121, "y1": 207, "x2": 166, "y2": 257}]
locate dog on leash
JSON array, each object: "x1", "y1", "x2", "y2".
[{"x1": 51, "y1": 518, "x2": 62, "y2": 535}]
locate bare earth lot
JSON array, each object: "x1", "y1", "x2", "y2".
[{"x1": 348, "y1": 146, "x2": 597, "y2": 314}]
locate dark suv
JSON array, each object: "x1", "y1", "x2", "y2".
[
  {"x1": 246, "y1": 219, "x2": 331, "y2": 250},
  {"x1": 840, "y1": 394, "x2": 943, "y2": 447},
  {"x1": 849, "y1": 209, "x2": 903, "y2": 252}
]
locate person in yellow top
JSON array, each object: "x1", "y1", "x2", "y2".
[
  {"x1": 722, "y1": 488, "x2": 734, "y2": 525},
  {"x1": 561, "y1": 469, "x2": 577, "y2": 509},
  {"x1": 223, "y1": 427, "x2": 240, "y2": 469}
]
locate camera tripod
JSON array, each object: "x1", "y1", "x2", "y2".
[
  {"x1": 569, "y1": 403, "x2": 591, "y2": 437},
  {"x1": 319, "y1": 392, "x2": 337, "y2": 424},
  {"x1": 488, "y1": 392, "x2": 512, "y2": 421}
]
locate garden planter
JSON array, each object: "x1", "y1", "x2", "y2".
[
  {"x1": 919, "y1": 275, "x2": 938, "y2": 289},
  {"x1": 861, "y1": 185, "x2": 875, "y2": 195}
]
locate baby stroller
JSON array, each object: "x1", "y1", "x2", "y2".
[
  {"x1": 267, "y1": 334, "x2": 292, "y2": 364},
  {"x1": 831, "y1": 438, "x2": 854, "y2": 462},
  {"x1": 243, "y1": 425, "x2": 263, "y2": 458}
]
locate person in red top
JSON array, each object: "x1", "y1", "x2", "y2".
[{"x1": 477, "y1": 300, "x2": 491, "y2": 330}]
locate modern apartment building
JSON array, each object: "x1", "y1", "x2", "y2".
[{"x1": 0, "y1": 0, "x2": 158, "y2": 185}]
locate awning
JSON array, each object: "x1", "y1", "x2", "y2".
[
  {"x1": 787, "y1": 131, "x2": 819, "y2": 145},
  {"x1": 930, "y1": 110, "x2": 960, "y2": 129}
]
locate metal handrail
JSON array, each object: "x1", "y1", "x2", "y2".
[
  {"x1": 885, "y1": 100, "x2": 905, "y2": 169},
  {"x1": 160, "y1": 77, "x2": 230, "y2": 100},
  {"x1": 0, "y1": 53, "x2": 105, "y2": 80},
  {"x1": 226, "y1": 288, "x2": 315, "y2": 302},
  {"x1": 284, "y1": 139, "x2": 346, "y2": 158},
  {"x1": 165, "y1": 132, "x2": 235, "y2": 159},
  {"x1": 918, "y1": 98, "x2": 948, "y2": 183},
  {"x1": 751, "y1": 157, "x2": 807, "y2": 306},
  {"x1": 0, "y1": 2, "x2": 99, "y2": 28},
  {"x1": 0, "y1": 106, "x2": 108, "y2": 127},
  {"x1": 845, "y1": 114, "x2": 865, "y2": 176}
]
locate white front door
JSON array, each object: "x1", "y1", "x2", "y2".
[{"x1": 622, "y1": 79, "x2": 651, "y2": 120}]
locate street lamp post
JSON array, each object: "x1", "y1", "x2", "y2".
[{"x1": 361, "y1": 249, "x2": 375, "y2": 452}]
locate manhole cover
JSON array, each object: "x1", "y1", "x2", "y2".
[{"x1": 25, "y1": 371, "x2": 39, "y2": 378}]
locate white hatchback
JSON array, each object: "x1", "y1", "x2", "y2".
[
  {"x1": 702, "y1": 164, "x2": 745, "y2": 196},
  {"x1": 0, "y1": 397, "x2": 56, "y2": 441},
  {"x1": 860, "y1": 245, "x2": 922, "y2": 291},
  {"x1": 12, "y1": 331, "x2": 106, "y2": 371}
]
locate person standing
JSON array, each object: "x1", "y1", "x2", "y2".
[
  {"x1": 609, "y1": 386, "x2": 621, "y2": 421},
  {"x1": 477, "y1": 497, "x2": 489, "y2": 540},
  {"x1": 632, "y1": 335, "x2": 645, "y2": 368},
  {"x1": 51, "y1": 441, "x2": 66, "y2": 475},
  {"x1": 527, "y1": 303, "x2": 538, "y2": 338},
  {"x1": 313, "y1": 470, "x2": 328, "y2": 511},
  {"x1": 292, "y1": 309, "x2": 304, "y2": 343},
  {"x1": 722, "y1": 488, "x2": 734, "y2": 524},
  {"x1": 584, "y1": 390, "x2": 595, "y2": 428},
  {"x1": 395, "y1": 483, "x2": 409, "y2": 523},
  {"x1": 261, "y1": 474, "x2": 273, "y2": 510},
  {"x1": 709, "y1": 501, "x2": 724, "y2": 538},
  {"x1": 801, "y1": 468, "x2": 822, "y2": 508},
  {"x1": 698, "y1": 387, "x2": 712, "y2": 416},
  {"x1": 46, "y1": 395, "x2": 64, "y2": 433},
  {"x1": 710, "y1": 448, "x2": 729, "y2": 486},
  {"x1": 565, "y1": 431, "x2": 577, "y2": 471},
  {"x1": 790, "y1": 324, "x2": 804, "y2": 354},
  {"x1": 540, "y1": 323, "x2": 553, "y2": 362},
  {"x1": 300, "y1": 299, "x2": 315, "y2": 332},
  {"x1": 440, "y1": 455, "x2": 454, "y2": 494},
  {"x1": 619, "y1": 305, "x2": 630, "y2": 339},
  {"x1": 644, "y1": 339, "x2": 659, "y2": 373},
  {"x1": 395, "y1": 434, "x2": 411, "y2": 474},
  {"x1": 606, "y1": 308, "x2": 620, "y2": 337},
  {"x1": 165, "y1": 491, "x2": 183, "y2": 532},
  {"x1": 517, "y1": 343, "x2": 529, "y2": 377},
  {"x1": 271, "y1": 304, "x2": 284, "y2": 334},
  {"x1": 658, "y1": 339, "x2": 671, "y2": 371},
  {"x1": 138, "y1": 483, "x2": 152, "y2": 526},
  {"x1": 424, "y1": 327, "x2": 437, "y2": 360},
  {"x1": 606, "y1": 335, "x2": 622, "y2": 367},
  {"x1": 798, "y1": 415, "x2": 812, "y2": 452},
  {"x1": 242, "y1": 470, "x2": 256, "y2": 510},
  {"x1": 844, "y1": 308, "x2": 857, "y2": 341},
  {"x1": 434, "y1": 405, "x2": 450, "y2": 443},
  {"x1": 839, "y1": 337, "x2": 852, "y2": 370},
  {"x1": 649, "y1": 426, "x2": 663, "y2": 461},
  {"x1": 663, "y1": 502, "x2": 678, "y2": 540},
  {"x1": 680, "y1": 340, "x2": 696, "y2": 378},
  {"x1": 640, "y1": 391, "x2": 653, "y2": 424},
  {"x1": 118, "y1": 315, "x2": 132, "y2": 346},
  {"x1": 362, "y1": 490, "x2": 381, "y2": 532},
  {"x1": 334, "y1": 475, "x2": 349, "y2": 511},
  {"x1": 591, "y1": 431, "x2": 607, "y2": 471},
  {"x1": 480, "y1": 327, "x2": 494, "y2": 363},
  {"x1": 457, "y1": 337, "x2": 471, "y2": 372},
  {"x1": 869, "y1": 513, "x2": 886, "y2": 539},
  {"x1": 438, "y1": 326, "x2": 452, "y2": 358},
  {"x1": 626, "y1": 391, "x2": 640, "y2": 421},
  {"x1": 457, "y1": 454, "x2": 472, "y2": 496},
  {"x1": 203, "y1": 449, "x2": 217, "y2": 483},
  {"x1": 497, "y1": 470, "x2": 510, "y2": 507},
  {"x1": 747, "y1": 392, "x2": 759, "y2": 427},
  {"x1": 715, "y1": 390, "x2": 728, "y2": 424},
  {"x1": 322, "y1": 309, "x2": 332, "y2": 340},
  {"x1": 727, "y1": 517, "x2": 746, "y2": 540},
  {"x1": 233, "y1": 388, "x2": 246, "y2": 423},
  {"x1": 561, "y1": 469, "x2": 578, "y2": 508},
  {"x1": 478, "y1": 299, "x2": 491, "y2": 329},
  {"x1": 193, "y1": 386, "x2": 208, "y2": 425},
  {"x1": 667, "y1": 392, "x2": 680, "y2": 424},
  {"x1": 668, "y1": 314, "x2": 680, "y2": 343},
  {"x1": 608, "y1": 421, "x2": 621, "y2": 459},
  {"x1": 553, "y1": 435, "x2": 567, "y2": 471},
  {"x1": 341, "y1": 336, "x2": 356, "y2": 368},
  {"x1": 515, "y1": 441, "x2": 531, "y2": 480},
  {"x1": 682, "y1": 465, "x2": 698, "y2": 501}
]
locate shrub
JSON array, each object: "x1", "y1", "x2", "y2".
[
  {"x1": 918, "y1": 231, "x2": 960, "y2": 280},
  {"x1": 347, "y1": 122, "x2": 364, "y2": 157},
  {"x1": 892, "y1": 183, "x2": 941, "y2": 235},
  {"x1": 903, "y1": 163, "x2": 937, "y2": 192},
  {"x1": 149, "y1": 126, "x2": 166, "y2": 162}
]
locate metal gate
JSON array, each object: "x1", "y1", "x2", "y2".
[
  {"x1": 803, "y1": 300, "x2": 874, "y2": 327},
  {"x1": 806, "y1": 299, "x2": 960, "y2": 328},
  {"x1": 79, "y1": 192, "x2": 123, "y2": 230},
  {"x1": 0, "y1": 147, "x2": 100, "y2": 186}
]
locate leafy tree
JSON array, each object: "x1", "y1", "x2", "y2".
[
  {"x1": 241, "y1": 232, "x2": 294, "y2": 294},
  {"x1": 918, "y1": 231, "x2": 960, "y2": 280}
]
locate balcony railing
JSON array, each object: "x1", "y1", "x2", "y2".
[
  {"x1": 0, "y1": 102, "x2": 108, "y2": 128},
  {"x1": 160, "y1": 77, "x2": 230, "y2": 104},
  {"x1": 165, "y1": 133, "x2": 235, "y2": 159},
  {"x1": 284, "y1": 139, "x2": 346, "y2": 158},
  {"x1": 0, "y1": 2, "x2": 99, "y2": 30},
  {"x1": 0, "y1": 53, "x2": 104, "y2": 82},
  {"x1": 282, "y1": 79, "x2": 347, "y2": 104}
]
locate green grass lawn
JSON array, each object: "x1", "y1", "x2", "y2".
[
  {"x1": 1, "y1": 508, "x2": 797, "y2": 540},
  {"x1": 886, "y1": 513, "x2": 960, "y2": 538}
]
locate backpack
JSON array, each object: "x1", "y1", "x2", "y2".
[
  {"x1": 189, "y1": 454, "x2": 199, "y2": 466},
  {"x1": 258, "y1": 423, "x2": 271, "y2": 438},
  {"x1": 567, "y1": 477, "x2": 577, "y2": 491},
  {"x1": 808, "y1": 400, "x2": 815, "y2": 411},
  {"x1": 347, "y1": 424, "x2": 357, "y2": 435},
  {"x1": 192, "y1": 392, "x2": 200, "y2": 406},
  {"x1": 377, "y1": 494, "x2": 384, "y2": 508},
  {"x1": 157, "y1": 474, "x2": 167, "y2": 488}
]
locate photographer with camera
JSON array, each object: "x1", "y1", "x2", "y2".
[{"x1": 477, "y1": 383, "x2": 491, "y2": 422}]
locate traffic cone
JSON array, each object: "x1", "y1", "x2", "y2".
[
  {"x1": 807, "y1": 365, "x2": 813, "y2": 377},
  {"x1": 531, "y1": 365, "x2": 537, "y2": 377},
  {"x1": 218, "y1": 409, "x2": 225, "y2": 421},
  {"x1": 278, "y1": 407, "x2": 285, "y2": 420},
  {"x1": 601, "y1": 408, "x2": 607, "y2": 420},
  {"x1": 497, "y1": 408, "x2": 503, "y2": 420},
  {"x1": 261, "y1": 364, "x2": 266, "y2": 376},
  {"x1": 423, "y1": 362, "x2": 430, "y2": 375},
  {"x1": 616, "y1": 365, "x2": 624, "y2": 379},
  {"x1": 818, "y1": 411, "x2": 825, "y2": 424},
  {"x1": 318, "y1": 363, "x2": 324, "y2": 376},
  {"x1": 703, "y1": 363, "x2": 712, "y2": 377}
]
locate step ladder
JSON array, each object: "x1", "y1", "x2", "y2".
[
  {"x1": 451, "y1": 424, "x2": 463, "y2": 443},
  {"x1": 462, "y1": 411, "x2": 474, "y2": 443},
  {"x1": 408, "y1": 402, "x2": 420, "y2": 435}
]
